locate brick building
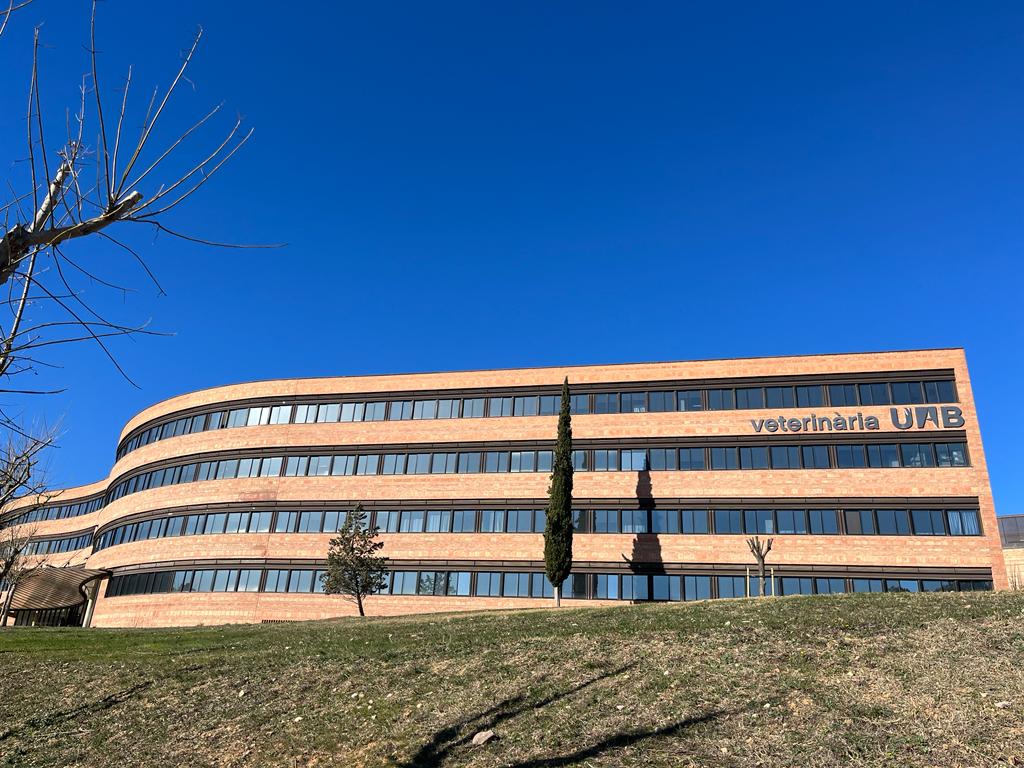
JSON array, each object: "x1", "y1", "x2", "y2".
[{"x1": 0, "y1": 348, "x2": 1005, "y2": 628}]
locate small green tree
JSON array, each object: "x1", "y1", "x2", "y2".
[
  {"x1": 322, "y1": 505, "x2": 388, "y2": 617},
  {"x1": 544, "y1": 377, "x2": 574, "y2": 607}
]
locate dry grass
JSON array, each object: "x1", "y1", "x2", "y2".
[{"x1": 2, "y1": 591, "x2": 1024, "y2": 767}]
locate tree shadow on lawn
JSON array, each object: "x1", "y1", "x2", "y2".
[
  {"x1": 396, "y1": 663, "x2": 738, "y2": 768},
  {"x1": 0, "y1": 680, "x2": 153, "y2": 743}
]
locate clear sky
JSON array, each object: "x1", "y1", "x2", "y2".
[{"x1": 0, "y1": 2, "x2": 1021, "y2": 513}]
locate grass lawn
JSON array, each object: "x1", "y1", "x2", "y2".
[{"x1": 2, "y1": 591, "x2": 1024, "y2": 767}]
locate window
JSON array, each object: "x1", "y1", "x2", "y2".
[
  {"x1": 885, "y1": 579, "x2": 919, "y2": 593},
  {"x1": 677, "y1": 390, "x2": 702, "y2": 411},
  {"x1": 621, "y1": 575, "x2": 649, "y2": 600},
  {"x1": 537, "y1": 451, "x2": 553, "y2": 472},
  {"x1": 431, "y1": 453, "x2": 458, "y2": 474},
  {"x1": 388, "y1": 401, "x2": 413, "y2": 420},
  {"x1": 620, "y1": 449, "x2": 648, "y2": 471},
  {"x1": 718, "y1": 576, "x2": 746, "y2": 599},
  {"x1": 764, "y1": 386, "x2": 794, "y2": 408},
  {"x1": 488, "y1": 397, "x2": 512, "y2": 417},
  {"x1": 264, "y1": 569, "x2": 289, "y2": 593},
  {"x1": 947, "y1": 509, "x2": 980, "y2": 536},
  {"x1": 322, "y1": 511, "x2": 341, "y2": 533},
  {"x1": 391, "y1": 571, "x2": 417, "y2": 595},
  {"x1": 364, "y1": 402, "x2": 387, "y2": 421},
  {"x1": 457, "y1": 452, "x2": 481, "y2": 473},
  {"x1": 284, "y1": 456, "x2": 309, "y2": 477},
  {"x1": 339, "y1": 403, "x2": 364, "y2": 422},
  {"x1": 416, "y1": 572, "x2": 440, "y2": 596},
  {"x1": 858, "y1": 382, "x2": 890, "y2": 405},
  {"x1": 710, "y1": 447, "x2": 738, "y2": 470},
  {"x1": 891, "y1": 381, "x2": 924, "y2": 404},
  {"x1": 513, "y1": 396, "x2": 539, "y2": 416},
  {"x1": 237, "y1": 569, "x2": 261, "y2": 592},
  {"x1": 462, "y1": 398, "x2": 485, "y2": 418},
  {"x1": 714, "y1": 509, "x2": 742, "y2": 534},
  {"x1": 770, "y1": 446, "x2": 800, "y2": 469},
  {"x1": 776, "y1": 509, "x2": 807, "y2": 535},
  {"x1": 447, "y1": 572, "x2": 472, "y2": 596},
  {"x1": 539, "y1": 396, "x2": 559, "y2": 416},
  {"x1": 815, "y1": 578, "x2": 846, "y2": 594},
  {"x1": 622, "y1": 510, "x2": 648, "y2": 533},
  {"x1": 480, "y1": 510, "x2": 505, "y2": 533},
  {"x1": 506, "y1": 509, "x2": 535, "y2": 533},
  {"x1": 835, "y1": 444, "x2": 867, "y2": 468},
  {"x1": 876, "y1": 509, "x2": 911, "y2": 536},
  {"x1": 594, "y1": 510, "x2": 620, "y2": 533},
  {"x1": 298, "y1": 511, "x2": 323, "y2": 533},
  {"x1": 648, "y1": 448, "x2": 677, "y2": 471},
  {"x1": 452, "y1": 510, "x2": 476, "y2": 532},
  {"x1": 509, "y1": 451, "x2": 536, "y2": 473},
  {"x1": 739, "y1": 446, "x2": 768, "y2": 469},
  {"x1": 844, "y1": 509, "x2": 876, "y2": 535},
  {"x1": 911, "y1": 509, "x2": 946, "y2": 536},
  {"x1": 316, "y1": 404, "x2": 341, "y2": 423},
  {"x1": 852, "y1": 579, "x2": 883, "y2": 593},
  {"x1": 781, "y1": 577, "x2": 813, "y2": 596},
  {"x1": 400, "y1": 511, "x2": 425, "y2": 533},
  {"x1": 935, "y1": 442, "x2": 968, "y2": 467},
  {"x1": 652, "y1": 575, "x2": 681, "y2": 601},
  {"x1": 924, "y1": 380, "x2": 957, "y2": 404},
  {"x1": 681, "y1": 509, "x2": 709, "y2": 534},
  {"x1": 595, "y1": 574, "x2": 619, "y2": 599},
  {"x1": 900, "y1": 444, "x2": 935, "y2": 468},
  {"x1": 684, "y1": 575, "x2": 711, "y2": 601},
  {"x1": 706, "y1": 389, "x2": 734, "y2": 411},
  {"x1": 503, "y1": 573, "x2": 530, "y2": 597},
  {"x1": 620, "y1": 393, "x2": 647, "y2": 413},
  {"x1": 735, "y1": 387, "x2": 765, "y2": 409},
  {"x1": 744, "y1": 509, "x2": 774, "y2": 534},
  {"x1": 570, "y1": 394, "x2": 590, "y2": 415},
  {"x1": 274, "y1": 511, "x2": 298, "y2": 533},
  {"x1": 330, "y1": 455, "x2": 355, "y2": 476},
  {"x1": 593, "y1": 450, "x2": 619, "y2": 471},
  {"x1": 290, "y1": 571, "x2": 314, "y2": 593},
  {"x1": 828, "y1": 384, "x2": 858, "y2": 407},
  {"x1": 867, "y1": 444, "x2": 901, "y2": 468},
  {"x1": 406, "y1": 453, "x2": 432, "y2": 474},
  {"x1": 356, "y1": 455, "x2": 379, "y2": 475},
  {"x1": 381, "y1": 454, "x2": 406, "y2": 475},
  {"x1": 648, "y1": 392, "x2": 675, "y2": 412},
  {"x1": 651, "y1": 509, "x2": 679, "y2": 533},
  {"x1": 412, "y1": 400, "x2": 437, "y2": 420},
  {"x1": 572, "y1": 450, "x2": 589, "y2": 471},
  {"x1": 796, "y1": 385, "x2": 824, "y2": 407},
  {"x1": 375, "y1": 510, "x2": 400, "y2": 532},
  {"x1": 594, "y1": 393, "x2": 618, "y2": 414},
  {"x1": 679, "y1": 448, "x2": 705, "y2": 471},
  {"x1": 801, "y1": 445, "x2": 830, "y2": 469},
  {"x1": 475, "y1": 572, "x2": 501, "y2": 597},
  {"x1": 437, "y1": 399, "x2": 459, "y2": 419},
  {"x1": 484, "y1": 452, "x2": 509, "y2": 473}
]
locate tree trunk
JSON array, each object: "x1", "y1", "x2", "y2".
[
  {"x1": 355, "y1": 593, "x2": 365, "y2": 617},
  {"x1": 758, "y1": 561, "x2": 766, "y2": 598},
  {"x1": 0, "y1": 589, "x2": 13, "y2": 626},
  {"x1": 554, "y1": 584, "x2": 561, "y2": 608}
]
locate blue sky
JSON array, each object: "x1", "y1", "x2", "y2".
[{"x1": 0, "y1": 2, "x2": 1021, "y2": 513}]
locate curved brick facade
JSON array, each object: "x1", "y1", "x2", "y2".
[{"x1": 1, "y1": 349, "x2": 1006, "y2": 628}]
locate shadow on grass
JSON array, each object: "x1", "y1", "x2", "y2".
[
  {"x1": 0, "y1": 680, "x2": 153, "y2": 742},
  {"x1": 397, "y1": 664, "x2": 636, "y2": 767}
]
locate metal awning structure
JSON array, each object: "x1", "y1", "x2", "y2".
[{"x1": 7, "y1": 565, "x2": 108, "y2": 611}]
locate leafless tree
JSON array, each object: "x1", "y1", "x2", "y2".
[
  {"x1": 0, "y1": 430, "x2": 53, "y2": 622},
  {"x1": 746, "y1": 535, "x2": 773, "y2": 597},
  {"x1": 0, "y1": 0, "x2": 264, "y2": 558},
  {"x1": 0, "y1": 0, "x2": 264, "y2": 411}
]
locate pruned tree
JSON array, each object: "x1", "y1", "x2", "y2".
[
  {"x1": 322, "y1": 505, "x2": 389, "y2": 617},
  {"x1": 746, "y1": 535, "x2": 773, "y2": 597},
  {"x1": 0, "y1": 0, "x2": 263, "y2": 548},
  {"x1": 544, "y1": 377, "x2": 574, "y2": 607},
  {"x1": 0, "y1": 0, "x2": 264, "y2": 414}
]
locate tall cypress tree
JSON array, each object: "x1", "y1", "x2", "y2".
[{"x1": 544, "y1": 377, "x2": 574, "y2": 607}]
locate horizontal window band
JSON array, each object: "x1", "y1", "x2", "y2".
[
  {"x1": 25, "y1": 526, "x2": 96, "y2": 543},
  {"x1": 115, "y1": 370, "x2": 960, "y2": 460},
  {"x1": 104, "y1": 558, "x2": 993, "y2": 582},
  {"x1": 105, "y1": 432, "x2": 971, "y2": 486},
  {"x1": 91, "y1": 496, "x2": 982, "y2": 537}
]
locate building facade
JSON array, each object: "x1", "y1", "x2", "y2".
[{"x1": 0, "y1": 348, "x2": 1006, "y2": 628}]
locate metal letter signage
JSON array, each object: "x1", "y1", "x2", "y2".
[{"x1": 750, "y1": 406, "x2": 964, "y2": 433}]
